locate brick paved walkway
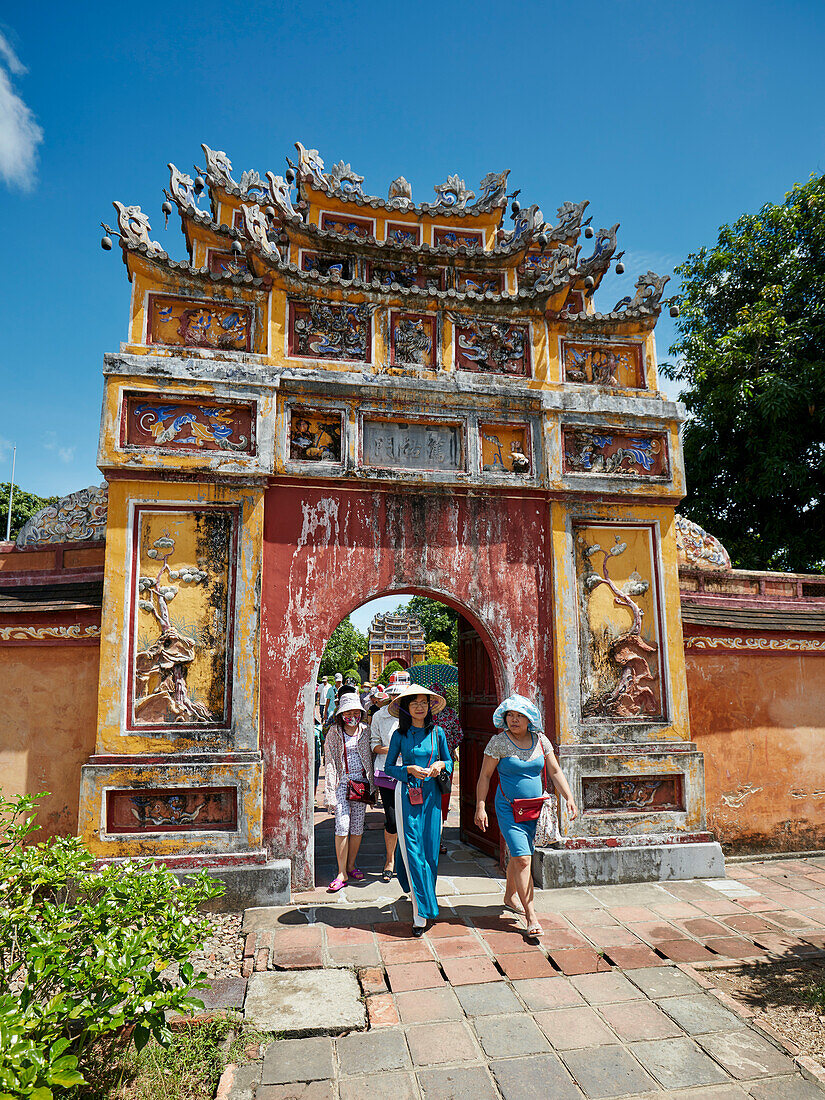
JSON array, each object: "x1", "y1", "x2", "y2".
[{"x1": 219, "y1": 795, "x2": 825, "y2": 1097}]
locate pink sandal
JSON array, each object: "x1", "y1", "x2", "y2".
[
  {"x1": 327, "y1": 874, "x2": 347, "y2": 892},
  {"x1": 347, "y1": 868, "x2": 365, "y2": 881}
]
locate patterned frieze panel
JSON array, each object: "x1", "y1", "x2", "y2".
[
  {"x1": 147, "y1": 294, "x2": 253, "y2": 352},
  {"x1": 288, "y1": 299, "x2": 371, "y2": 362},
  {"x1": 16, "y1": 484, "x2": 108, "y2": 547},
  {"x1": 432, "y1": 227, "x2": 483, "y2": 250},
  {"x1": 206, "y1": 249, "x2": 250, "y2": 276},
  {"x1": 675, "y1": 515, "x2": 731, "y2": 571},
  {"x1": 366, "y1": 262, "x2": 445, "y2": 291},
  {"x1": 456, "y1": 271, "x2": 505, "y2": 294},
  {"x1": 129, "y1": 508, "x2": 236, "y2": 733},
  {"x1": 455, "y1": 320, "x2": 530, "y2": 376},
  {"x1": 300, "y1": 250, "x2": 356, "y2": 280},
  {"x1": 106, "y1": 786, "x2": 238, "y2": 833},
  {"x1": 582, "y1": 774, "x2": 684, "y2": 814},
  {"x1": 562, "y1": 340, "x2": 644, "y2": 388},
  {"x1": 288, "y1": 408, "x2": 344, "y2": 464},
  {"x1": 385, "y1": 221, "x2": 421, "y2": 245},
  {"x1": 390, "y1": 312, "x2": 437, "y2": 368},
  {"x1": 575, "y1": 523, "x2": 666, "y2": 722},
  {"x1": 479, "y1": 423, "x2": 531, "y2": 475},
  {"x1": 123, "y1": 393, "x2": 255, "y2": 455},
  {"x1": 319, "y1": 211, "x2": 374, "y2": 237},
  {"x1": 362, "y1": 418, "x2": 464, "y2": 472},
  {"x1": 563, "y1": 428, "x2": 669, "y2": 478}
]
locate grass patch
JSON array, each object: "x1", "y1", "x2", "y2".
[{"x1": 77, "y1": 1019, "x2": 274, "y2": 1100}]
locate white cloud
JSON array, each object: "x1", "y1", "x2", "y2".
[
  {"x1": 0, "y1": 32, "x2": 42, "y2": 191},
  {"x1": 43, "y1": 432, "x2": 75, "y2": 465}
]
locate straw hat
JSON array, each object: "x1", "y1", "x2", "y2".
[{"x1": 388, "y1": 684, "x2": 446, "y2": 719}]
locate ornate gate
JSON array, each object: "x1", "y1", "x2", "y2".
[{"x1": 458, "y1": 616, "x2": 500, "y2": 855}]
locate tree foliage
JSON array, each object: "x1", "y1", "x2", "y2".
[
  {"x1": 319, "y1": 617, "x2": 368, "y2": 678},
  {"x1": 0, "y1": 484, "x2": 57, "y2": 542},
  {"x1": 425, "y1": 640, "x2": 452, "y2": 664},
  {"x1": 377, "y1": 660, "x2": 404, "y2": 685},
  {"x1": 663, "y1": 174, "x2": 825, "y2": 572},
  {"x1": 403, "y1": 596, "x2": 458, "y2": 662}
]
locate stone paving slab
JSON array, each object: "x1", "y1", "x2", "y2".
[
  {"x1": 512, "y1": 976, "x2": 585, "y2": 1010},
  {"x1": 750, "y1": 1078, "x2": 825, "y2": 1099},
  {"x1": 697, "y1": 1029, "x2": 798, "y2": 1079},
  {"x1": 628, "y1": 1036, "x2": 730, "y2": 1089},
  {"x1": 405, "y1": 1020, "x2": 480, "y2": 1066},
  {"x1": 454, "y1": 981, "x2": 523, "y2": 1016},
  {"x1": 489, "y1": 1053, "x2": 584, "y2": 1100},
  {"x1": 472, "y1": 1013, "x2": 551, "y2": 1058},
  {"x1": 598, "y1": 999, "x2": 684, "y2": 1041},
  {"x1": 416, "y1": 1064, "x2": 500, "y2": 1100},
  {"x1": 535, "y1": 1006, "x2": 618, "y2": 1050},
  {"x1": 657, "y1": 994, "x2": 748, "y2": 1035},
  {"x1": 337, "y1": 1073, "x2": 418, "y2": 1100},
  {"x1": 570, "y1": 971, "x2": 646, "y2": 1004},
  {"x1": 625, "y1": 966, "x2": 703, "y2": 999},
  {"x1": 395, "y1": 986, "x2": 464, "y2": 1024},
  {"x1": 336, "y1": 1028, "x2": 411, "y2": 1075},
  {"x1": 244, "y1": 969, "x2": 365, "y2": 1036},
  {"x1": 560, "y1": 1046, "x2": 656, "y2": 1098},
  {"x1": 257, "y1": 1082, "x2": 334, "y2": 1099},
  {"x1": 261, "y1": 1037, "x2": 334, "y2": 1085}
]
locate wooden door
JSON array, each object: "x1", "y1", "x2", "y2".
[{"x1": 458, "y1": 615, "x2": 500, "y2": 855}]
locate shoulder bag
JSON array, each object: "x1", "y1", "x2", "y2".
[{"x1": 344, "y1": 734, "x2": 375, "y2": 805}]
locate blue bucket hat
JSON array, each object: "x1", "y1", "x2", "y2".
[{"x1": 493, "y1": 694, "x2": 542, "y2": 733}]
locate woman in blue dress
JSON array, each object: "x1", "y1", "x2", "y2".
[
  {"x1": 475, "y1": 694, "x2": 577, "y2": 938},
  {"x1": 385, "y1": 686, "x2": 453, "y2": 937}
]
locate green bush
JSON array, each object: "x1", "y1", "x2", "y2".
[
  {"x1": 342, "y1": 668, "x2": 361, "y2": 686},
  {"x1": 377, "y1": 660, "x2": 403, "y2": 685},
  {"x1": 0, "y1": 790, "x2": 224, "y2": 1098}
]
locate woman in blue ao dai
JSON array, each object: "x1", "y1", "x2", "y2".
[
  {"x1": 475, "y1": 694, "x2": 577, "y2": 938},
  {"x1": 384, "y1": 686, "x2": 453, "y2": 937}
]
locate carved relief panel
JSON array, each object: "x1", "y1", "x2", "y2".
[
  {"x1": 366, "y1": 262, "x2": 445, "y2": 291},
  {"x1": 563, "y1": 428, "x2": 669, "y2": 479},
  {"x1": 288, "y1": 408, "x2": 344, "y2": 464},
  {"x1": 147, "y1": 294, "x2": 253, "y2": 352},
  {"x1": 300, "y1": 250, "x2": 356, "y2": 280},
  {"x1": 123, "y1": 393, "x2": 255, "y2": 455},
  {"x1": 432, "y1": 227, "x2": 483, "y2": 250},
  {"x1": 582, "y1": 775, "x2": 684, "y2": 813},
  {"x1": 479, "y1": 423, "x2": 531, "y2": 474},
  {"x1": 575, "y1": 523, "x2": 665, "y2": 722},
  {"x1": 456, "y1": 271, "x2": 505, "y2": 294},
  {"x1": 129, "y1": 508, "x2": 236, "y2": 733},
  {"x1": 362, "y1": 418, "x2": 463, "y2": 472},
  {"x1": 288, "y1": 299, "x2": 371, "y2": 362},
  {"x1": 385, "y1": 222, "x2": 421, "y2": 245},
  {"x1": 562, "y1": 340, "x2": 644, "y2": 388},
  {"x1": 320, "y1": 211, "x2": 374, "y2": 237},
  {"x1": 206, "y1": 249, "x2": 250, "y2": 276},
  {"x1": 454, "y1": 320, "x2": 530, "y2": 376},
  {"x1": 106, "y1": 786, "x2": 238, "y2": 833},
  {"x1": 390, "y1": 312, "x2": 438, "y2": 368}
]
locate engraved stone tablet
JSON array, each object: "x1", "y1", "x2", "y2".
[{"x1": 363, "y1": 420, "x2": 462, "y2": 471}]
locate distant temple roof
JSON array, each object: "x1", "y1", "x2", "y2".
[{"x1": 369, "y1": 612, "x2": 426, "y2": 652}]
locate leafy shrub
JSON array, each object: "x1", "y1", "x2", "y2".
[
  {"x1": 424, "y1": 641, "x2": 452, "y2": 664},
  {"x1": 377, "y1": 660, "x2": 404, "y2": 685},
  {"x1": 0, "y1": 790, "x2": 224, "y2": 1098},
  {"x1": 342, "y1": 668, "x2": 361, "y2": 686}
]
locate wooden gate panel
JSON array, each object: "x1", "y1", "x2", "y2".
[{"x1": 458, "y1": 616, "x2": 499, "y2": 855}]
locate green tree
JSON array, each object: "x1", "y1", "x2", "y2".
[
  {"x1": 662, "y1": 173, "x2": 825, "y2": 572},
  {"x1": 378, "y1": 659, "x2": 404, "y2": 685},
  {"x1": 425, "y1": 640, "x2": 452, "y2": 664},
  {"x1": 0, "y1": 483, "x2": 57, "y2": 542},
  {"x1": 403, "y1": 596, "x2": 459, "y2": 662},
  {"x1": 319, "y1": 617, "x2": 368, "y2": 678}
]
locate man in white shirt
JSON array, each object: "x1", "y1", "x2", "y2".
[{"x1": 318, "y1": 676, "x2": 334, "y2": 720}]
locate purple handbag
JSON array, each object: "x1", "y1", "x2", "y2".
[{"x1": 374, "y1": 766, "x2": 396, "y2": 790}]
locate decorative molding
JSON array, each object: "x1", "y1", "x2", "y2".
[
  {"x1": 685, "y1": 635, "x2": 825, "y2": 653},
  {"x1": 0, "y1": 624, "x2": 101, "y2": 642},
  {"x1": 675, "y1": 514, "x2": 731, "y2": 571},
  {"x1": 16, "y1": 484, "x2": 108, "y2": 548}
]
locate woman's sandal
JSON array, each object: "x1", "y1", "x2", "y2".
[
  {"x1": 503, "y1": 899, "x2": 525, "y2": 916},
  {"x1": 525, "y1": 922, "x2": 543, "y2": 938},
  {"x1": 381, "y1": 868, "x2": 393, "y2": 883},
  {"x1": 347, "y1": 867, "x2": 365, "y2": 881},
  {"x1": 327, "y1": 874, "x2": 347, "y2": 893}
]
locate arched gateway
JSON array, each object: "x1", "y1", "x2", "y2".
[{"x1": 78, "y1": 144, "x2": 723, "y2": 896}]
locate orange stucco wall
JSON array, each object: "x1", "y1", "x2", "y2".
[
  {"x1": 686, "y1": 647, "x2": 825, "y2": 852},
  {"x1": 0, "y1": 644, "x2": 100, "y2": 838}
]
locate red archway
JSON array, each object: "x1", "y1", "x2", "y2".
[{"x1": 260, "y1": 478, "x2": 552, "y2": 888}]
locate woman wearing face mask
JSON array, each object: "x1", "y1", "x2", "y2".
[
  {"x1": 384, "y1": 686, "x2": 453, "y2": 936},
  {"x1": 475, "y1": 694, "x2": 577, "y2": 939},
  {"x1": 323, "y1": 694, "x2": 375, "y2": 892}
]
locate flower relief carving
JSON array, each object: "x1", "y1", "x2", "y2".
[
  {"x1": 457, "y1": 320, "x2": 528, "y2": 374},
  {"x1": 329, "y1": 161, "x2": 364, "y2": 196},
  {"x1": 564, "y1": 430, "x2": 665, "y2": 476},
  {"x1": 16, "y1": 484, "x2": 108, "y2": 548},
  {"x1": 293, "y1": 299, "x2": 370, "y2": 360},
  {"x1": 388, "y1": 176, "x2": 412, "y2": 209},
  {"x1": 200, "y1": 144, "x2": 236, "y2": 189},
  {"x1": 112, "y1": 202, "x2": 165, "y2": 258},
  {"x1": 675, "y1": 515, "x2": 731, "y2": 571},
  {"x1": 433, "y1": 174, "x2": 474, "y2": 209},
  {"x1": 394, "y1": 316, "x2": 432, "y2": 366}
]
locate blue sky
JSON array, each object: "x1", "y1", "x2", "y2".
[{"x1": 1, "y1": 0, "x2": 824, "y2": 519}]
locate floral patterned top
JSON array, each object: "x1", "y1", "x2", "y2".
[{"x1": 439, "y1": 706, "x2": 464, "y2": 755}]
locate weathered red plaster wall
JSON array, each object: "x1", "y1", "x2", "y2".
[
  {"x1": 0, "y1": 644, "x2": 100, "y2": 838},
  {"x1": 686, "y1": 645, "x2": 825, "y2": 852},
  {"x1": 261, "y1": 479, "x2": 552, "y2": 887}
]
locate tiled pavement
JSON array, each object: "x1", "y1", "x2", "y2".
[{"x1": 219, "y1": 796, "x2": 825, "y2": 1097}]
